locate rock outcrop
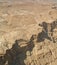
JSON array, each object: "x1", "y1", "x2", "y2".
[{"x1": 0, "y1": 20, "x2": 57, "y2": 65}]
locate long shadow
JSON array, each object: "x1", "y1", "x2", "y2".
[
  {"x1": 0, "y1": 20, "x2": 57, "y2": 65},
  {"x1": 0, "y1": 35, "x2": 35, "y2": 65},
  {"x1": 37, "y1": 21, "x2": 57, "y2": 43}
]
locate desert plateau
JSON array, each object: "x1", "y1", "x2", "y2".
[{"x1": 0, "y1": 0, "x2": 57, "y2": 65}]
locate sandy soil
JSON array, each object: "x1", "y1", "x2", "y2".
[{"x1": 0, "y1": 1, "x2": 57, "y2": 65}]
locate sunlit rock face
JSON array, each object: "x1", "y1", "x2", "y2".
[
  {"x1": 0, "y1": 20, "x2": 57, "y2": 65},
  {"x1": 0, "y1": 36, "x2": 8, "y2": 55},
  {"x1": 0, "y1": 1, "x2": 57, "y2": 65}
]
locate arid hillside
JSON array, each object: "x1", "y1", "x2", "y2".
[{"x1": 0, "y1": 2, "x2": 57, "y2": 65}]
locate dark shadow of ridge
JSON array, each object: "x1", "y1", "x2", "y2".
[
  {"x1": 0, "y1": 35, "x2": 35, "y2": 65},
  {"x1": 37, "y1": 20, "x2": 57, "y2": 43}
]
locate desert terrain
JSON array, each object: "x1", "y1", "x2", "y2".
[{"x1": 0, "y1": 1, "x2": 57, "y2": 65}]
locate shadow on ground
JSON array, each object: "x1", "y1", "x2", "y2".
[
  {"x1": 0, "y1": 35, "x2": 35, "y2": 65},
  {"x1": 37, "y1": 20, "x2": 57, "y2": 43},
  {"x1": 0, "y1": 20, "x2": 57, "y2": 65}
]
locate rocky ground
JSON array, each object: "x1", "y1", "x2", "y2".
[{"x1": 0, "y1": 1, "x2": 57, "y2": 65}]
